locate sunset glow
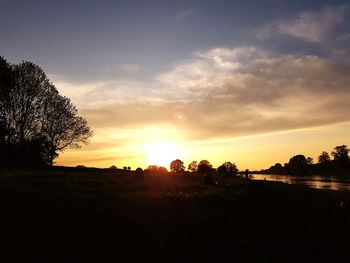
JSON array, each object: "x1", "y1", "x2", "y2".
[
  {"x1": 2, "y1": 1, "x2": 349, "y2": 170},
  {"x1": 145, "y1": 142, "x2": 185, "y2": 167}
]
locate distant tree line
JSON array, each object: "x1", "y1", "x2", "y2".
[
  {"x1": 136, "y1": 159, "x2": 239, "y2": 176},
  {"x1": 0, "y1": 56, "x2": 92, "y2": 167},
  {"x1": 258, "y1": 145, "x2": 349, "y2": 176}
]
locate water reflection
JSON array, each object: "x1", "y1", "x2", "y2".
[{"x1": 251, "y1": 174, "x2": 350, "y2": 191}]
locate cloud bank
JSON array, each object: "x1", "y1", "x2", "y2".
[{"x1": 54, "y1": 45, "x2": 350, "y2": 145}]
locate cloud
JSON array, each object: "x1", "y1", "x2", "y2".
[
  {"x1": 258, "y1": 5, "x2": 346, "y2": 43},
  {"x1": 51, "y1": 45, "x2": 350, "y2": 147},
  {"x1": 175, "y1": 9, "x2": 195, "y2": 22},
  {"x1": 152, "y1": 47, "x2": 350, "y2": 139}
]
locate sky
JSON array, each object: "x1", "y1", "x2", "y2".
[{"x1": 1, "y1": 0, "x2": 350, "y2": 170}]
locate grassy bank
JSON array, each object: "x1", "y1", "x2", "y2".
[{"x1": 0, "y1": 167, "x2": 349, "y2": 262}]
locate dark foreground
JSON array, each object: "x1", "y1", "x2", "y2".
[{"x1": 1, "y1": 167, "x2": 350, "y2": 262}]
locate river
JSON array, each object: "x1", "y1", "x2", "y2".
[{"x1": 250, "y1": 174, "x2": 350, "y2": 191}]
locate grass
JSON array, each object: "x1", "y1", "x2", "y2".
[{"x1": 0, "y1": 167, "x2": 349, "y2": 262}]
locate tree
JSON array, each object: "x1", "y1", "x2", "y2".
[
  {"x1": 317, "y1": 151, "x2": 331, "y2": 174},
  {"x1": 170, "y1": 159, "x2": 185, "y2": 173},
  {"x1": 197, "y1": 160, "x2": 213, "y2": 173},
  {"x1": 331, "y1": 145, "x2": 349, "y2": 175},
  {"x1": 41, "y1": 90, "x2": 92, "y2": 165},
  {"x1": 218, "y1": 161, "x2": 239, "y2": 176},
  {"x1": 188, "y1": 161, "x2": 198, "y2": 173},
  {"x1": 318, "y1": 151, "x2": 331, "y2": 164},
  {"x1": 217, "y1": 164, "x2": 226, "y2": 175},
  {"x1": 0, "y1": 58, "x2": 92, "y2": 166},
  {"x1": 0, "y1": 57, "x2": 14, "y2": 145},
  {"x1": 223, "y1": 161, "x2": 239, "y2": 176},
  {"x1": 331, "y1": 145, "x2": 349, "y2": 162},
  {"x1": 265, "y1": 163, "x2": 285, "y2": 174},
  {"x1": 287, "y1": 154, "x2": 308, "y2": 175}
]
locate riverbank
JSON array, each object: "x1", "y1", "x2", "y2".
[
  {"x1": 250, "y1": 173, "x2": 350, "y2": 191},
  {"x1": 1, "y1": 167, "x2": 349, "y2": 262}
]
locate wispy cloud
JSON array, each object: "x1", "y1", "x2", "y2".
[{"x1": 258, "y1": 5, "x2": 346, "y2": 43}]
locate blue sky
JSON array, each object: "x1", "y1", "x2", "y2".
[
  {"x1": 1, "y1": 0, "x2": 348, "y2": 81},
  {"x1": 1, "y1": 0, "x2": 349, "y2": 168}
]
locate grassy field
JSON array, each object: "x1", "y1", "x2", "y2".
[{"x1": 1, "y1": 167, "x2": 350, "y2": 262}]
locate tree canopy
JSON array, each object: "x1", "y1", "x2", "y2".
[
  {"x1": 197, "y1": 160, "x2": 213, "y2": 173},
  {"x1": 170, "y1": 159, "x2": 185, "y2": 173},
  {"x1": 0, "y1": 56, "x2": 92, "y2": 166}
]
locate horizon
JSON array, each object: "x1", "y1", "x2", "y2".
[{"x1": 1, "y1": 0, "x2": 349, "y2": 170}]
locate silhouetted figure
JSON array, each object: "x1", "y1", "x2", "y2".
[{"x1": 245, "y1": 169, "x2": 249, "y2": 179}]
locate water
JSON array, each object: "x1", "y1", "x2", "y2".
[{"x1": 250, "y1": 174, "x2": 350, "y2": 191}]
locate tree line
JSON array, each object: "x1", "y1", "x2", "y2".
[
  {"x1": 259, "y1": 145, "x2": 349, "y2": 176},
  {"x1": 0, "y1": 56, "x2": 92, "y2": 167},
  {"x1": 133, "y1": 159, "x2": 239, "y2": 176}
]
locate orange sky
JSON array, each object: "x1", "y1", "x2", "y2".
[{"x1": 56, "y1": 121, "x2": 350, "y2": 170}]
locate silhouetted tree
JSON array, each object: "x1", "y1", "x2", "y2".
[
  {"x1": 272, "y1": 163, "x2": 284, "y2": 174},
  {"x1": 332, "y1": 145, "x2": 349, "y2": 175},
  {"x1": 109, "y1": 165, "x2": 117, "y2": 169},
  {"x1": 332, "y1": 145, "x2": 349, "y2": 162},
  {"x1": 0, "y1": 58, "x2": 92, "y2": 166},
  {"x1": 188, "y1": 161, "x2": 198, "y2": 173},
  {"x1": 0, "y1": 57, "x2": 13, "y2": 145},
  {"x1": 218, "y1": 161, "x2": 238, "y2": 176},
  {"x1": 170, "y1": 159, "x2": 185, "y2": 173},
  {"x1": 217, "y1": 164, "x2": 226, "y2": 175},
  {"x1": 224, "y1": 161, "x2": 239, "y2": 176},
  {"x1": 287, "y1": 154, "x2": 308, "y2": 175},
  {"x1": 197, "y1": 160, "x2": 213, "y2": 173},
  {"x1": 316, "y1": 151, "x2": 331, "y2": 174},
  {"x1": 318, "y1": 151, "x2": 331, "y2": 164},
  {"x1": 41, "y1": 90, "x2": 92, "y2": 165}
]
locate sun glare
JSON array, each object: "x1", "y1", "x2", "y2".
[{"x1": 146, "y1": 142, "x2": 184, "y2": 168}]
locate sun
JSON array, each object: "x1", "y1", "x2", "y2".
[{"x1": 145, "y1": 142, "x2": 184, "y2": 167}]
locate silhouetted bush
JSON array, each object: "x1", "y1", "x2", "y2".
[{"x1": 135, "y1": 167, "x2": 144, "y2": 177}]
